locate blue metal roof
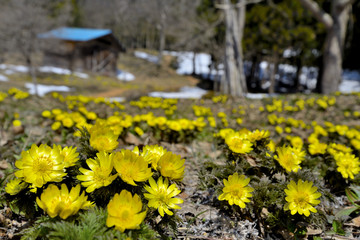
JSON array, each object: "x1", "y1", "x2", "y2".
[{"x1": 38, "y1": 27, "x2": 112, "y2": 41}]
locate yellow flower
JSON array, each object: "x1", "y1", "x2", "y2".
[
  {"x1": 275, "y1": 126, "x2": 283, "y2": 134},
  {"x1": 225, "y1": 133, "x2": 253, "y2": 154},
  {"x1": 218, "y1": 128, "x2": 235, "y2": 139},
  {"x1": 308, "y1": 142, "x2": 327, "y2": 155},
  {"x1": 288, "y1": 136, "x2": 303, "y2": 149},
  {"x1": 314, "y1": 125, "x2": 328, "y2": 136},
  {"x1": 351, "y1": 139, "x2": 360, "y2": 150},
  {"x1": 51, "y1": 121, "x2": 61, "y2": 131},
  {"x1": 77, "y1": 151, "x2": 117, "y2": 192},
  {"x1": 113, "y1": 150, "x2": 153, "y2": 186},
  {"x1": 157, "y1": 152, "x2": 185, "y2": 181},
  {"x1": 236, "y1": 118, "x2": 243, "y2": 125},
  {"x1": 316, "y1": 99, "x2": 328, "y2": 109},
  {"x1": 218, "y1": 172, "x2": 254, "y2": 208},
  {"x1": 335, "y1": 125, "x2": 348, "y2": 136},
  {"x1": 285, "y1": 127, "x2": 292, "y2": 133},
  {"x1": 144, "y1": 177, "x2": 183, "y2": 217},
  {"x1": 42, "y1": 110, "x2": 52, "y2": 118},
  {"x1": 274, "y1": 146, "x2": 305, "y2": 173},
  {"x1": 167, "y1": 120, "x2": 182, "y2": 131},
  {"x1": 334, "y1": 153, "x2": 360, "y2": 179},
  {"x1": 62, "y1": 117, "x2": 74, "y2": 128},
  {"x1": 327, "y1": 143, "x2": 352, "y2": 156},
  {"x1": 89, "y1": 122, "x2": 119, "y2": 152},
  {"x1": 12, "y1": 120, "x2": 22, "y2": 127},
  {"x1": 107, "y1": 190, "x2": 146, "y2": 232},
  {"x1": 284, "y1": 180, "x2": 321, "y2": 217},
  {"x1": 267, "y1": 140, "x2": 276, "y2": 152},
  {"x1": 141, "y1": 145, "x2": 167, "y2": 170},
  {"x1": 5, "y1": 178, "x2": 28, "y2": 195},
  {"x1": 55, "y1": 145, "x2": 80, "y2": 168},
  {"x1": 246, "y1": 129, "x2": 270, "y2": 142},
  {"x1": 36, "y1": 184, "x2": 93, "y2": 219},
  {"x1": 14, "y1": 144, "x2": 66, "y2": 189},
  {"x1": 307, "y1": 133, "x2": 319, "y2": 144},
  {"x1": 134, "y1": 126, "x2": 144, "y2": 136}
]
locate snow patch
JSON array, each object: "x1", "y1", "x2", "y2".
[
  {"x1": 38, "y1": 66, "x2": 89, "y2": 78},
  {"x1": 0, "y1": 64, "x2": 88, "y2": 78},
  {"x1": 0, "y1": 64, "x2": 29, "y2": 73},
  {"x1": 117, "y1": 69, "x2": 135, "y2": 81},
  {"x1": 134, "y1": 51, "x2": 159, "y2": 63},
  {"x1": 149, "y1": 86, "x2": 207, "y2": 99},
  {"x1": 339, "y1": 70, "x2": 360, "y2": 93},
  {"x1": 0, "y1": 74, "x2": 8, "y2": 82},
  {"x1": 164, "y1": 51, "x2": 223, "y2": 80},
  {"x1": 25, "y1": 83, "x2": 71, "y2": 97},
  {"x1": 106, "y1": 97, "x2": 126, "y2": 103}
]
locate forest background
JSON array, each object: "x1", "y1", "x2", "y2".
[{"x1": 0, "y1": 0, "x2": 359, "y2": 96}]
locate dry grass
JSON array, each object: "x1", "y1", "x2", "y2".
[{"x1": 0, "y1": 51, "x2": 200, "y2": 99}]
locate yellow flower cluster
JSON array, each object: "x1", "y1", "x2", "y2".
[
  {"x1": 212, "y1": 94, "x2": 228, "y2": 103},
  {"x1": 192, "y1": 105, "x2": 212, "y2": 117},
  {"x1": 130, "y1": 96, "x2": 177, "y2": 112},
  {"x1": 274, "y1": 146, "x2": 306, "y2": 172},
  {"x1": 36, "y1": 184, "x2": 93, "y2": 219},
  {"x1": 333, "y1": 153, "x2": 360, "y2": 179},
  {"x1": 218, "y1": 128, "x2": 270, "y2": 154},
  {"x1": 8, "y1": 88, "x2": 30, "y2": 100},
  {"x1": 8, "y1": 144, "x2": 80, "y2": 192},
  {"x1": 0, "y1": 92, "x2": 8, "y2": 102}
]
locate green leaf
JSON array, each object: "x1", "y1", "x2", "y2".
[
  {"x1": 345, "y1": 188, "x2": 360, "y2": 204},
  {"x1": 349, "y1": 185, "x2": 360, "y2": 200},
  {"x1": 335, "y1": 206, "x2": 359, "y2": 219},
  {"x1": 332, "y1": 220, "x2": 345, "y2": 235}
]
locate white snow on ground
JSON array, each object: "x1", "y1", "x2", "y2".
[
  {"x1": 117, "y1": 69, "x2": 135, "y2": 81},
  {"x1": 38, "y1": 66, "x2": 89, "y2": 78},
  {"x1": 0, "y1": 64, "x2": 89, "y2": 79},
  {"x1": 245, "y1": 93, "x2": 271, "y2": 99},
  {"x1": 339, "y1": 70, "x2": 360, "y2": 93},
  {"x1": 106, "y1": 97, "x2": 126, "y2": 102},
  {"x1": 134, "y1": 51, "x2": 159, "y2": 64},
  {"x1": 25, "y1": 83, "x2": 71, "y2": 97},
  {"x1": 149, "y1": 86, "x2": 207, "y2": 99},
  {"x1": 0, "y1": 64, "x2": 29, "y2": 73},
  {"x1": 0, "y1": 74, "x2": 8, "y2": 82},
  {"x1": 164, "y1": 51, "x2": 223, "y2": 80}
]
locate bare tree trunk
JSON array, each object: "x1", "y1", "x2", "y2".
[
  {"x1": 321, "y1": 1, "x2": 351, "y2": 93},
  {"x1": 221, "y1": 0, "x2": 247, "y2": 97},
  {"x1": 269, "y1": 53, "x2": 279, "y2": 94},
  {"x1": 294, "y1": 57, "x2": 302, "y2": 92},
  {"x1": 157, "y1": 0, "x2": 166, "y2": 66},
  {"x1": 298, "y1": 0, "x2": 354, "y2": 94},
  {"x1": 192, "y1": 52, "x2": 197, "y2": 75},
  {"x1": 27, "y1": 58, "x2": 38, "y2": 96}
]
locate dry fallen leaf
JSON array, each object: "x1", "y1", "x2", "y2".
[
  {"x1": 125, "y1": 132, "x2": 142, "y2": 145},
  {"x1": 352, "y1": 215, "x2": 360, "y2": 227},
  {"x1": 0, "y1": 160, "x2": 8, "y2": 169},
  {"x1": 0, "y1": 130, "x2": 9, "y2": 146},
  {"x1": 246, "y1": 156, "x2": 257, "y2": 167}
]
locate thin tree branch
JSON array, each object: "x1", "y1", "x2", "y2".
[
  {"x1": 298, "y1": 0, "x2": 333, "y2": 29},
  {"x1": 236, "y1": 0, "x2": 264, "y2": 8},
  {"x1": 216, "y1": 0, "x2": 264, "y2": 9},
  {"x1": 338, "y1": 0, "x2": 356, "y2": 9},
  {"x1": 171, "y1": 14, "x2": 224, "y2": 49}
]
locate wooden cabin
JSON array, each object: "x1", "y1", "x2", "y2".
[{"x1": 39, "y1": 27, "x2": 125, "y2": 76}]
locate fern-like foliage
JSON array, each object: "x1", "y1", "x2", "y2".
[{"x1": 20, "y1": 207, "x2": 159, "y2": 240}]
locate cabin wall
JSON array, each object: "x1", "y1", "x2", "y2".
[{"x1": 42, "y1": 39, "x2": 119, "y2": 76}]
